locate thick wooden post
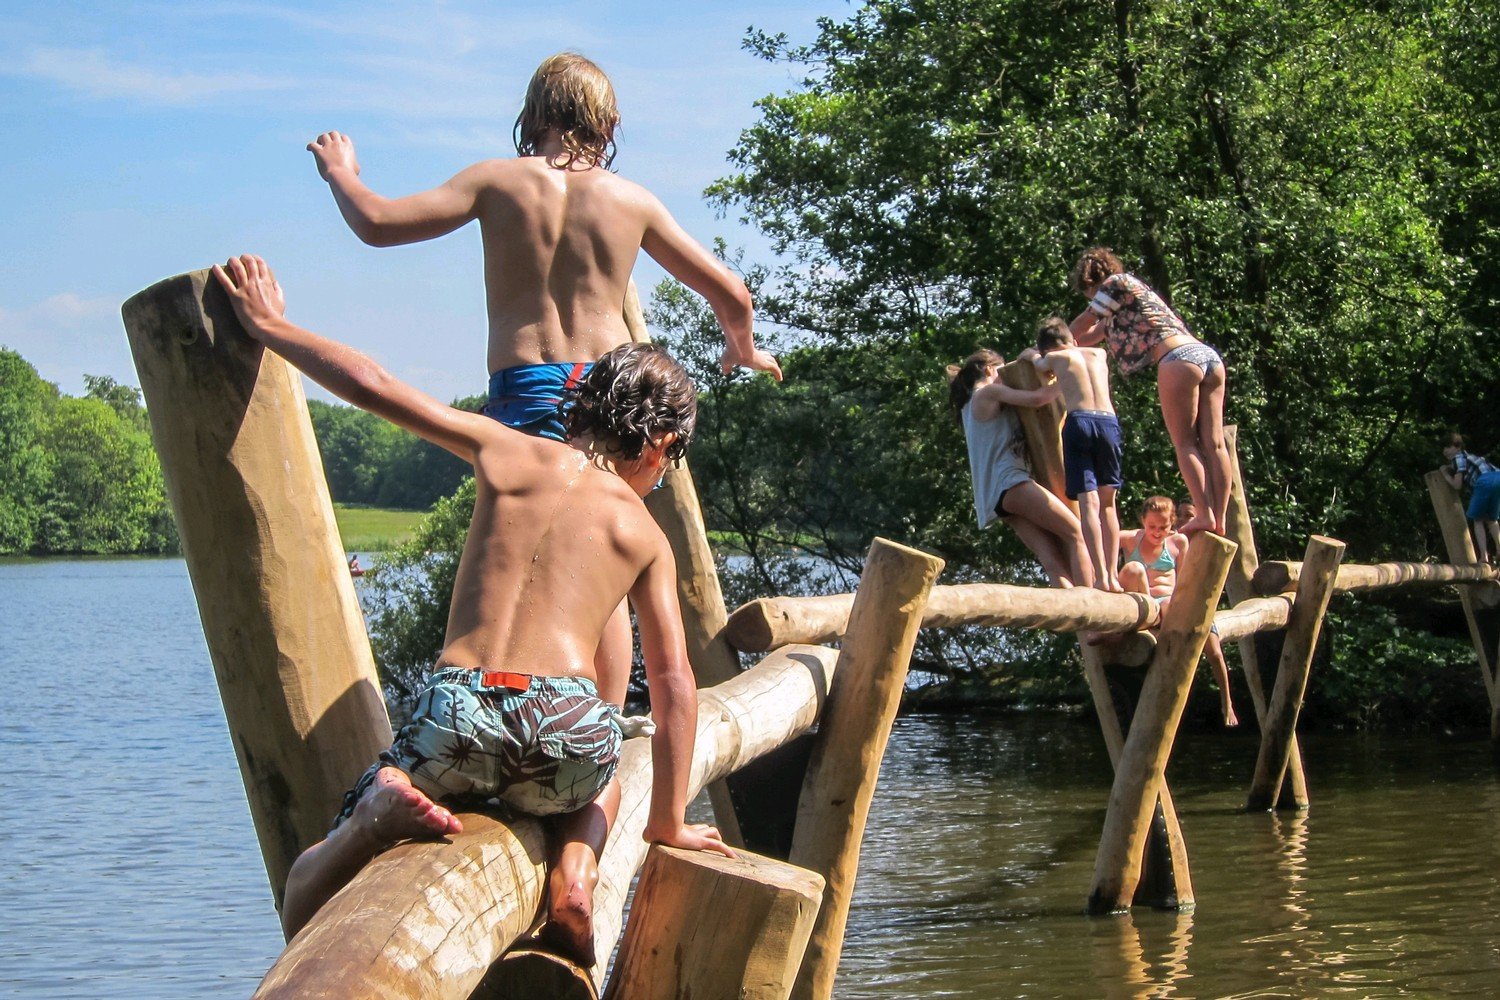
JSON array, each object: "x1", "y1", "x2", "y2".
[
  {"x1": 1089, "y1": 533, "x2": 1237, "y2": 913},
  {"x1": 122, "y1": 270, "x2": 391, "y2": 907},
  {"x1": 998, "y1": 358, "x2": 1074, "y2": 512},
  {"x1": 1246, "y1": 536, "x2": 1344, "y2": 811},
  {"x1": 1223, "y1": 425, "x2": 1307, "y2": 808},
  {"x1": 1426, "y1": 470, "x2": 1500, "y2": 738},
  {"x1": 626, "y1": 279, "x2": 745, "y2": 846},
  {"x1": 788, "y1": 539, "x2": 944, "y2": 1000},
  {"x1": 603, "y1": 846, "x2": 824, "y2": 1000}
]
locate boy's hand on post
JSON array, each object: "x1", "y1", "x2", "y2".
[
  {"x1": 211, "y1": 254, "x2": 286, "y2": 338},
  {"x1": 720, "y1": 345, "x2": 784, "y2": 382},
  {"x1": 307, "y1": 131, "x2": 360, "y2": 181},
  {"x1": 645, "y1": 821, "x2": 737, "y2": 859}
]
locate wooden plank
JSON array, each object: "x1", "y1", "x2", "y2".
[
  {"x1": 1253, "y1": 559, "x2": 1499, "y2": 596},
  {"x1": 1088, "y1": 533, "x2": 1237, "y2": 913},
  {"x1": 789, "y1": 539, "x2": 944, "y2": 1000},
  {"x1": 603, "y1": 846, "x2": 823, "y2": 1000},
  {"x1": 122, "y1": 269, "x2": 392, "y2": 907},
  {"x1": 1246, "y1": 537, "x2": 1345, "y2": 811}
]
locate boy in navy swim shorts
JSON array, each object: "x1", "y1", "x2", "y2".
[
  {"x1": 1024, "y1": 317, "x2": 1125, "y2": 592},
  {"x1": 214, "y1": 255, "x2": 734, "y2": 965}
]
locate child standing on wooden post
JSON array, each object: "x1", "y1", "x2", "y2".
[
  {"x1": 212, "y1": 255, "x2": 734, "y2": 963},
  {"x1": 306, "y1": 52, "x2": 783, "y2": 679},
  {"x1": 947, "y1": 349, "x2": 1092, "y2": 588},
  {"x1": 1442, "y1": 434, "x2": 1500, "y2": 566},
  {"x1": 1023, "y1": 318, "x2": 1124, "y2": 592},
  {"x1": 1119, "y1": 496, "x2": 1238, "y2": 726},
  {"x1": 1068, "y1": 247, "x2": 1231, "y2": 537}
]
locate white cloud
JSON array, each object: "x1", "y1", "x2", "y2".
[
  {"x1": 12, "y1": 46, "x2": 293, "y2": 105},
  {"x1": 0, "y1": 292, "x2": 135, "y2": 394}
]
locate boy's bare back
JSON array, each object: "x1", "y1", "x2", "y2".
[{"x1": 1038, "y1": 346, "x2": 1114, "y2": 413}]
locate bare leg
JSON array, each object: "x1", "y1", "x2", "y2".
[
  {"x1": 1204, "y1": 631, "x2": 1238, "y2": 726},
  {"x1": 1195, "y1": 364, "x2": 1231, "y2": 533},
  {"x1": 594, "y1": 600, "x2": 633, "y2": 707},
  {"x1": 1158, "y1": 360, "x2": 1214, "y2": 533},
  {"x1": 1099, "y1": 485, "x2": 1121, "y2": 591},
  {"x1": 1001, "y1": 480, "x2": 1091, "y2": 587},
  {"x1": 280, "y1": 767, "x2": 462, "y2": 940},
  {"x1": 1472, "y1": 519, "x2": 1494, "y2": 565},
  {"x1": 540, "y1": 780, "x2": 622, "y2": 966},
  {"x1": 1077, "y1": 489, "x2": 1111, "y2": 590},
  {"x1": 1119, "y1": 561, "x2": 1149, "y2": 596},
  {"x1": 1004, "y1": 515, "x2": 1073, "y2": 587}
]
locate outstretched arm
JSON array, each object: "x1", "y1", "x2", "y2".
[
  {"x1": 308, "y1": 132, "x2": 483, "y2": 248},
  {"x1": 1069, "y1": 308, "x2": 1103, "y2": 346},
  {"x1": 631, "y1": 532, "x2": 736, "y2": 858},
  {"x1": 211, "y1": 255, "x2": 488, "y2": 462},
  {"x1": 640, "y1": 195, "x2": 781, "y2": 381},
  {"x1": 972, "y1": 380, "x2": 1059, "y2": 410}
]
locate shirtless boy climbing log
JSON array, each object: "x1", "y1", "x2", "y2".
[
  {"x1": 306, "y1": 50, "x2": 783, "y2": 682},
  {"x1": 212, "y1": 254, "x2": 733, "y2": 964}
]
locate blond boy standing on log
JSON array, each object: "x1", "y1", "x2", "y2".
[
  {"x1": 306, "y1": 51, "x2": 783, "y2": 682},
  {"x1": 1023, "y1": 318, "x2": 1124, "y2": 593},
  {"x1": 212, "y1": 254, "x2": 733, "y2": 962}
]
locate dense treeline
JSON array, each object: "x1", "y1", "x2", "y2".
[
  {"x1": 306, "y1": 398, "x2": 475, "y2": 511},
  {"x1": 0, "y1": 349, "x2": 177, "y2": 555}
]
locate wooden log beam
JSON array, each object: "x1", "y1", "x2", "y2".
[
  {"x1": 602, "y1": 846, "x2": 824, "y2": 1000},
  {"x1": 998, "y1": 358, "x2": 1075, "y2": 513},
  {"x1": 1088, "y1": 533, "x2": 1237, "y2": 914},
  {"x1": 1222, "y1": 426, "x2": 1306, "y2": 808},
  {"x1": 1426, "y1": 470, "x2": 1500, "y2": 738},
  {"x1": 725, "y1": 584, "x2": 1159, "y2": 652},
  {"x1": 627, "y1": 280, "x2": 746, "y2": 847},
  {"x1": 1110, "y1": 596, "x2": 1293, "y2": 668},
  {"x1": 1252, "y1": 559, "x2": 1500, "y2": 596},
  {"x1": 790, "y1": 539, "x2": 944, "y2": 1000},
  {"x1": 1246, "y1": 537, "x2": 1345, "y2": 811},
  {"x1": 252, "y1": 643, "x2": 840, "y2": 999},
  {"x1": 121, "y1": 270, "x2": 392, "y2": 907}
]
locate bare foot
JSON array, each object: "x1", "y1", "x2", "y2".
[
  {"x1": 351, "y1": 767, "x2": 462, "y2": 847},
  {"x1": 540, "y1": 867, "x2": 597, "y2": 966},
  {"x1": 1224, "y1": 708, "x2": 1239, "y2": 727},
  {"x1": 1176, "y1": 514, "x2": 1215, "y2": 536}
]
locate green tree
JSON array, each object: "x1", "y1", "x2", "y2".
[{"x1": 0, "y1": 349, "x2": 58, "y2": 553}]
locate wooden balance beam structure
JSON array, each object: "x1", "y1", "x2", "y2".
[
  {"x1": 126, "y1": 268, "x2": 946, "y2": 997},
  {"x1": 1427, "y1": 470, "x2": 1500, "y2": 737}
]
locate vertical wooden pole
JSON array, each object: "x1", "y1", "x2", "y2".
[
  {"x1": 1088, "y1": 533, "x2": 1237, "y2": 914},
  {"x1": 1426, "y1": 470, "x2": 1500, "y2": 738},
  {"x1": 122, "y1": 270, "x2": 392, "y2": 907},
  {"x1": 788, "y1": 538, "x2": 944, "y2": 1000},
  {"x1": 603, "y1": 846, "x2": 824, "y2": 1000},
  {"x1": 1245, "y1": 536, "x2": 1344, "y2": 811},
  {"x1": 1010, "y1": 358, "x2": 1191, "y2": 907},
  {"x1": 1223, "y1": 426, "x2": 1308, "y2": 808},
  {"x1": 626, "y1": 279, "x2": 746, "y2": 846}
]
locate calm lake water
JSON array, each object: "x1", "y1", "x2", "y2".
[{"x1": 4, "y1": 557, "x2": 1499, "y2": 998}]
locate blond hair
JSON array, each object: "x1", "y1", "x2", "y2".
[
  {"x1": 1139, "y1": 495, "x2": 1175, "y2": 523},
  {"x1": 514, "y1": 53, "x2": 619, "y2": 169}
]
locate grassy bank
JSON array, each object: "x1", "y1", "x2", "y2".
[{"x1": 333, "y1": 504, "x2": 426, "y2": 551}]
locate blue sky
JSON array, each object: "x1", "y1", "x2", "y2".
[{"x1": 0, "y1": 1, "x2": 845, "y2": 401}]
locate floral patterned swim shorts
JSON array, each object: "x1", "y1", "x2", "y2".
[{"x1": 332, "y1": 668, "x2": 622, "y2": 829}]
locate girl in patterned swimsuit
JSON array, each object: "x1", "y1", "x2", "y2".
[
  {"x1": 1068, "y1": 247, "x2": 1232, "y2": 536},
  {"x1": 948, "y1": 349, "x2": 1092, "y2": 588},
  {"x1": 1118, "y1": 496, "x2": 1238, "y2": 726}
]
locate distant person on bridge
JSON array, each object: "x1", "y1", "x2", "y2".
[
  {"x1": 1119, "y1": 496, "x2": 1237, "y2": 726},
  {"x1": 306, "y1": 52, "x2": 783, "y2": 695},
  {"x1": 213, "y1": 254, "x2": 733, "y2": 964},
  {"x1": 948, "y1": 349, "x2": 1091, "y2": 588},
  {"x1": 1024, "y1": 318, "x2": 1124, "y2": 592},
  {"x1": 1067, "y1": 247, "x2": 1231, "y2": 537},
  {"x1": 1442, "y1": 433, "x2": 1500, "y2": 566}
]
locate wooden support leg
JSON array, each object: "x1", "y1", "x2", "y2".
[
  {"x1": 1223, "y1": 425, "x2": 1307, "y2": 808},
  {"x1": 603, "y1": 846, "x2": 824, "y2": 1000},
  {"x1": 1426, "y1": 470, "x2": 1500, "y2": 739},
  {"x1": 122, "y1": 270, "x2": 392, "y2": 907},
  {"x1": 788, "y1": 538, "x2": 944, "y2": 1000},
  {"x1": 1088, "y1": 533, "x2": 1237, "y2": 914},
  {"x1": 1245, "y1": 536, "x2": 1345, "y2": 811}
]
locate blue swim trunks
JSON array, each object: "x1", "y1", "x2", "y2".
[
  {"x1": 482, "y1": 362, "x2": 594, "y2": 442},
  {"x1": 1061, "y1": 410, "x2": 1124, "y2": 499},
  {"x1": 1469, "y1": 470, "x2": 1500, "y2": 521},
  {"x1": 333, "y1": 668, "x2": 622, "y2": 827}
]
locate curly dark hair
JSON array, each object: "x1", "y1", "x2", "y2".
[
  {"x1": 1069, "y1": 246, "x2": 1124, "y2": 296},
  {"x1": 564, "y1": 343, "x2": 696, "y2": 460}
]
